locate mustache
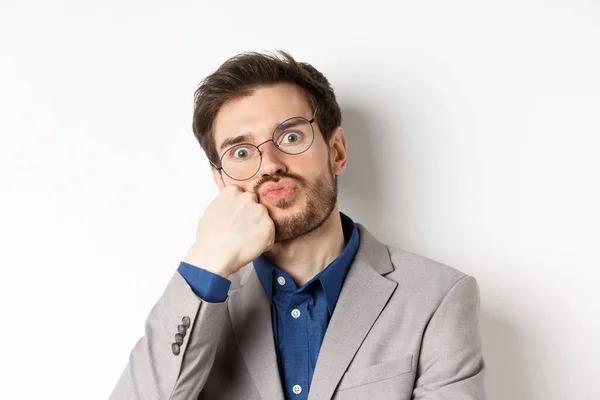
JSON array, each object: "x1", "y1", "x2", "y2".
[{"x1": 253, "y1": 172, "x2": 304, "y2": 195}]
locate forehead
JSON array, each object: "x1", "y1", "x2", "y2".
[{"x1": 212, "y1": 83, "x2": 312, "y2": 151}]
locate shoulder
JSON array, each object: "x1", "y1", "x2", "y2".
[{"x1": 384, "y1": 244, "x2": 478, "y2": 301}]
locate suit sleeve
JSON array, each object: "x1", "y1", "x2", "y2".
[
  {"x1": 178, "y1": 261, "x2": 231, "y2": 303},
  {"x1": 109, "y1": 270, "x2": 230, "y2": 400},
  {"x1": 412, "y1": 275, "x2": 486, "y2": 400}
]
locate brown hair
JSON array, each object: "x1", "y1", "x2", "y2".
[{"x1": 192, "y1": 50, "x2": 342, "y2": 167}]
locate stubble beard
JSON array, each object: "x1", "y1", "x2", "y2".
[{"x1": 269, "y1": 164, "x2": 338, "y2": 243}]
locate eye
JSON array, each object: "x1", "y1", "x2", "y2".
[
  {"x1": 232, "y1": 146, "x2": 252, "y2": 159},
  {"x1": 280, "y1": 131, "x2": 302, "y2": 145}
]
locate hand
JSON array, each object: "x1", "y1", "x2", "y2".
[{"x1": 183, "y1": 184, "x2": 275, "y2": 278}]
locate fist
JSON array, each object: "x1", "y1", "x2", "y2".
[{"x1": 184, "y1": 184, "x2": 275, "y2": 278}]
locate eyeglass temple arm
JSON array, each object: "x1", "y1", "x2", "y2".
[{"x1": 209, "y1": 159, "x2": 222, "y2": 170}]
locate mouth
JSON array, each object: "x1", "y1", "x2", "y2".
[{"x1": 261, "y1": 180, "x2": 298, "y2": 203}]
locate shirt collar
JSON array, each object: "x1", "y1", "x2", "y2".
[{"x1": 253, "y1": 211, "x2": 360, "y2": 315}]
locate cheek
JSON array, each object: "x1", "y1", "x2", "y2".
[
  {"x1": 228, "y1": 180, "x2": 254, "y2": 193},
  {"x1": 290, "y1": 157, "x2": 321, "y2": 177},
  {"x1": 220, "y1": 175, "x2": 251, "y2": 191},
  {"x1": 312, "y1": 152, "x2": 331, "y2": 173}
]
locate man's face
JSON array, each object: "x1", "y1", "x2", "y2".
[{"x1": 211, "y1": 83, "x2": 343, "y2": 242}]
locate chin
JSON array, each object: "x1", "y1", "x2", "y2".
[
  {"x1": 269, "y1": 197, "x2": 302, "y2": 212},
  {"x1": 268, "y1": 201, "x2": 301, "y2": 221}
]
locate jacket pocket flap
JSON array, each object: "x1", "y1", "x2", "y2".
[{"x1": 337, "y1": 354, "x2": 413, "y2": 391}]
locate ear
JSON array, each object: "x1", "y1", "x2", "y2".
[
  {"x1": 211, "y1": 165, "x2": 226, "y2": 191},
  {"x1": 328, "y1": 126, "x2": 348, "y2": 176}
]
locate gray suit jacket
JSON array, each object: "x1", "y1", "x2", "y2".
[{"x1": 110, "y1": 223, "x2": 486, "y2": 399}]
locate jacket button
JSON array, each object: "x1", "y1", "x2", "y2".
[
  {"x1": 174, "y1": 333, "x2": 184, "y2": 345},
  {"x1": 177, "y1": 324, "x2": 187, "y2": 336},
  {"x1": 171, "y1": 343, "x2": 180, "y2": 356},
  {"x1": 182, "y1": 316, "x2": 191, "y2": 328}
]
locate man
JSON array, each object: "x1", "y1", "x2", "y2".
[{"x1": 110, "y1": 51, "x2": 486, "y2": 400}]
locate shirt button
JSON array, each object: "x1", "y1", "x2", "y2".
[
  {"x1": 277, "y1": 276, "x2": 286, "y2": 286},
  {"x1": 292, "y1": 384, "x2": 302, "y2": 394},
  {"x1": 291, "y1": 309, "x2": 301, "y2": 318}
]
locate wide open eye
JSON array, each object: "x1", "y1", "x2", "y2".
[
  {"x1": 279, "y1": 131, "x2": 303, "y2": 145},
  {"x1": 224, "y1": 145, "x2": 259, "y2": 161}
]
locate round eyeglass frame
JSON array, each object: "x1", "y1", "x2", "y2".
[{"x1": 210, "y1": 108, "x2": 318, "y2": 181}]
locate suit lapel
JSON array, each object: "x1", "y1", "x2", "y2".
[
  {"x1": 228, "y1": 265, "x2": 285, "y2": 400},
  {"x1": 308, "y1": 224, "x2": 398, "y2": 400}
]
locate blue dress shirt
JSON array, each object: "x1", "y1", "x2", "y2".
[{"x1": 178, "y1": 211, "x2": 360, "y2": 399}]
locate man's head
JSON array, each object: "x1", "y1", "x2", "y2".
[{"x1": 192, "y1": 51, "x2": 347, "y2": 242}]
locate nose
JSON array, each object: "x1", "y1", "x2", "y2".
[{"x1": 257, "y1": 140, "x2": 287, "y2": 177}]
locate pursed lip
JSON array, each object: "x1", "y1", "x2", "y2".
[{"x1": 260, "y1": 179, "x2": 298, "y2": 197}]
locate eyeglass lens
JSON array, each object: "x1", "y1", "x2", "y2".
[{"x1": 220, "y1": 117, "x2": 315, "y2": 180}]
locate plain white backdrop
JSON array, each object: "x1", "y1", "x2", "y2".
[{"x1": 1, "y1": 1, "x2": 599, "y2": 399}]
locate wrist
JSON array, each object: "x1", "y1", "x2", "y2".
[{"x1": 184, "y1": 246, "x2": 235, "y2": 279}]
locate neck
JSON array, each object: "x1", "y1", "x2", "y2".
[{"x1": 263, "y1": 205, "x2": 346, "y2": 287}]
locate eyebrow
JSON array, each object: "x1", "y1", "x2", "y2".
[
  {"x1": 219, "y1": 133, "x2": 253, "y2": 152},
  {"x1": 218, "y1": 118, "x2": 309, "y2": 153}
]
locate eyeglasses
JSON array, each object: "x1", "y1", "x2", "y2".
[{"x1": 210, "y1": 108, "x2": 318, "y2": 181}]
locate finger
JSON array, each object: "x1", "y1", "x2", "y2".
[
  {"x1": 244, "y1": 191, "x2": 259, "y2": 202},
  {"x1": 260, "y1": 203, "x2": 274, "y2": 219}
]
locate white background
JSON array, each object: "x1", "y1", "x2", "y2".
[{"x1": 1, "y1": 1, "x2": 599, "y2": 399}]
